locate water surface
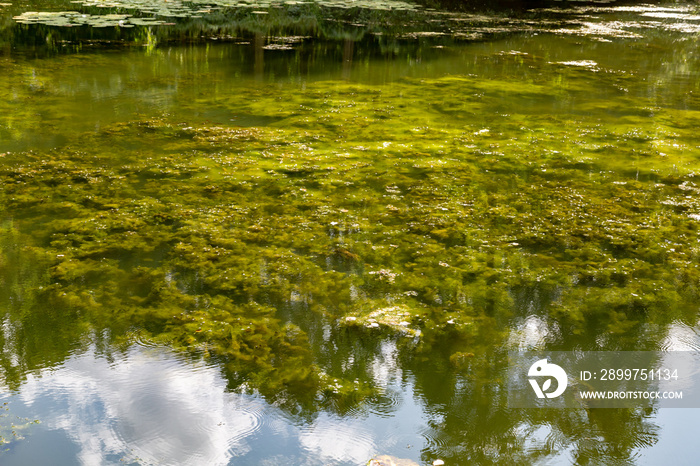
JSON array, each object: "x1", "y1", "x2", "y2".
[{"x1": 2, "y1": 1, "x2": 700, "y2": 465}]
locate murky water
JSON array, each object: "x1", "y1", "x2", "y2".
[{"x1": 2, "y1": 1, "x2": 700, "y2": 465}]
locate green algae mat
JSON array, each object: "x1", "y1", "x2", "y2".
[{"x1": 2, "y1": 1, "x2": 700, "y2": 464}]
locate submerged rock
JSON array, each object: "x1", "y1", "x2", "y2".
[{"x1": 368, "y1": 455, "x2": 420, "y2": 466}]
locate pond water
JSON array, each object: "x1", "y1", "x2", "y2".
[{"x1": 2, "y1": 1, "x2": 700, "y2": 464}]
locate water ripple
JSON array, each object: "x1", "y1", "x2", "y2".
[
  {"x1": 368, "y1": 388, "x2": 403, "y2": 418},
  {"x1": 660, "y1": 321, "x2": 700, "y2": 352},
  {"x1": 299, "y1": 415, "x2": 377, "y2": 465},
  {"x1": 16, "y1": 345, "x2": 268, "y2": 465}
]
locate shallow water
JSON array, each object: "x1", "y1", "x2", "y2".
[{"x1": 2, "y1": 1, "x2": 700, "y2": 465}]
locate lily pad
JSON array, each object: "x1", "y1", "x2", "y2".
[{"x1": 13, "y1": 11, "x2": 169, "y2": 26}]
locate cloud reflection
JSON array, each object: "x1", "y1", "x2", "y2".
[{"x1": 18, "y1": 346, "x2": 264, "y2": 465}]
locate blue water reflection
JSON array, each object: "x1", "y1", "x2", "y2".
[{"x1": 0, "y1": 344, "x2": 428, "y2": 465}]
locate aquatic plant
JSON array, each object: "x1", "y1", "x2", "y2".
[
  {"x1": 1, "y1": 9, "x2": 700, "y2": 462},
  {"x1": 2, "y1": 61, "x2": 700, "y2": 400}
]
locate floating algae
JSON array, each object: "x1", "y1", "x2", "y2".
[
  {"x1": 0, "y1": 402, "x2": 41, "y2": 448},
  {"x1": 2, "y1": 71, "x2": 700, "y2": 392}
]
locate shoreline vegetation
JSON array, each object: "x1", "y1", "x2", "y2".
[{"x1": 2, "y1": 0, "x2": 699, "y2": 52}]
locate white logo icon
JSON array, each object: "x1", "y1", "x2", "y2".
[{"x1": 528, "y1": 359, "x2": 568, "y2": 399}]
